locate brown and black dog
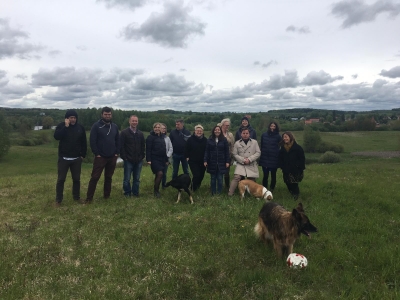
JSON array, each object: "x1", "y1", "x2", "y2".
[{"x1": 254, "y1": 202, "x2": 317, "y2": 258}]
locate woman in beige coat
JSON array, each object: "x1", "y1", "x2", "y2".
[{"x1": 228, "y1": 128, "x2": 261, "y2": 196}]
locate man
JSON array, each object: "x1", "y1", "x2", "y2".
[
  {"x1": 119, "y1": 115, "x2": 145, "y2": 197},
  {"x1": 84, "y1": 107, "x2": 119, "y2": 203},
  {"x1": 169, "y1": 119, "x2": 191, "y2": 179},
  {"x1": 54, "y1": 109, "x2": 87, "y2": 206},
  {"x1": 235, "y1": 116, "x2": 257, "y2": 141},
  {"x1": 228, "y1": 127, "x2": 261, "y2": 196}
]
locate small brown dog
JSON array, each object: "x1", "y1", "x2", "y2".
[
  {"x1": 238, "y1": 179, "x2": 273, "y2": 201},
  {"x1": 254, "y1": 202, "x2": 317, "y2": 258}
]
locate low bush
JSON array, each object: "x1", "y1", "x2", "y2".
[
  {"x1": 318, "y1": 151, "x2": 341, "y2": 163},
  {"x1": 317, "y1": 141, "x2": 344, "y2": 153}
]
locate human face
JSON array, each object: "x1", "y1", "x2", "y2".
[
  {"x1": 161, "y1": 125, "x2": 166, "y2": 134},
  {"x1": 154, "y1": 124, "x2": 161, "y2": 134},
  {"x1": 175, "y1": 122, "x2": 183, "y2": 130},
  {"x1": 129, "y1": 117, "x2": 138, "y2": 129},
  {"x1": 102, "y1": 111, "x2": 112, "y2": 122},
  {"x1": 241, "y1": 119, "x2": 249, "y2": 127},
  {"x1": 283, "y1": 134, "x2": 291, "y2": 144},
  {"x1": 214, "y1": 127, "x2": 221, "y2": 137},
  {"x1": 241, "y1": 130, "x2": 250, "y2": 140},
  {"x1": 195, "y1": 128, "x2": 203, "y2": 137},
  {"x1": 222, "y1": 122, "x2": 230, "y2": 132},
  {"x1": 68, "y1": 116, "x2": 77, "y2": 125},
  {"x1": 269, "y1": 123, "x2": 276, "y2": 132}
]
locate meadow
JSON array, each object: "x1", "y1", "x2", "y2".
[{"x1": 0, "y1": 131, "x2": 399, "y2": 299}]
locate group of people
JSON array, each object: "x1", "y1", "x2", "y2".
[{"x1": 54, "y1": 107, "x2": 305, "y2": 206}]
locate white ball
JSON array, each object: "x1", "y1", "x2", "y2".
[{"x1": 286, "y1": 253, "x2": 308, "y2": 269}]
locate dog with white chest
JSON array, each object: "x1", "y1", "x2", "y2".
[{"x1": 238, "y1": 179, "x2": 273, "y2": 201}]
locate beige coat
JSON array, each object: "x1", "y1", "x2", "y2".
[{"x1": 232, "y1": 139, "x2": 261, "y2": 178}]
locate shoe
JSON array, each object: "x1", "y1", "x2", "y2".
[
  {"x1": 79, "y1": 199, "x2": 92, "y2": 204},
  {"x1": 293, "y1": 194, "x2": 299, "y2": 201},
  {"x1": 154, "y1": 191, "x2": 160, "y2": 198}
]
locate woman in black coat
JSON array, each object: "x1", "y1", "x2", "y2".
[
  {"x1": 204, "y1": 125, "x2": 230, "y2": 195},
  {"x1": 146, "y1": 123, "x2": 168, "y2": 197},
  {"x1": 259, "y1": 122, "x2": 281, "y2": 192},
  {"x1": 279, "y1": 131, "x2": 305, "y2": 200},
  {"x1": 185, "y1": 124, "x2": 207, "y2": 192}
]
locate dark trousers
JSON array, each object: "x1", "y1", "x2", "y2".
[
  {"x1": 262, "y1": 167, "x2": 277, "y2": 190},
  {"x1": 283, "y1": 173, "x2": 300, "y2": 196},
  {"x1": 188, "y1": 161, "x2": 206, "y2": 192},
  {"x1": 56, "y1": 158, "x2": 82, "y2": 202},
  {"x1": 224, "y1": 165, "x2": 231, "y2": 188},
  {"x1": 86, "y1": 156, "x2": 117, "y2": 200}
]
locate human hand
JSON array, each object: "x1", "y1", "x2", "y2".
[{"x1": 65, "y1": 118, "x2": 70, "y2": 127}]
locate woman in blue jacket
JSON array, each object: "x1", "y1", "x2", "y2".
[
  {"x1": 259, "y1": 122, "x2": 281, "y2": 192},
  {"x1": 204, "y1": 125, "x2": 230, "y2": 195}
]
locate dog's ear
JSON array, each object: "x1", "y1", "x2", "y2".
[{"x1": 296, "y1": 202, "x2": 304, "y2": 213}]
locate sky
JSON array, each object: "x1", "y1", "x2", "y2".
[{"x1": 1, "y1": 0, "x2": 400, "y2": 112}]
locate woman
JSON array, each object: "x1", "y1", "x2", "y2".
[
  {"x1": 220, "y1": 118, "x2": 235, "y2": 188},
  {"x1": 160, "y1": 123, "x2": 173, "y2": 188},
  {"x1": 259, "y1": 122, "x2": 281, "y2": 192},
  {"x1": 278, "y1": 131, "x2": 305, "y2": 200},
  {"x1": 146, "y1": 123, "x2": 168, "y2": 198},
  {"x1": 235, "y1": 116, "x2": 257, "y2": 141},
  {"x1": 204, "y1": 125, "x2": 230, "y2": 195},
  {"x1": 185, "y1": 124, "x2": 207, "y2": 191}
]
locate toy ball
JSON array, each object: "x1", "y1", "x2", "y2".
[{"x1": 286, "y1": 253, "x2": 308, "y2": 269}]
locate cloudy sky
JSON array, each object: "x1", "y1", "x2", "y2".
[{"x1": 1, "y1": 0, "x2": 400, "y2": 112}]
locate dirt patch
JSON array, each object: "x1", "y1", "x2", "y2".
[{"x1": 351, "y1": 151, "x2": 400, "y2": 158}]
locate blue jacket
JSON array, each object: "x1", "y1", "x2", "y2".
[
  {"x1": 204, "y1": 137, "x2": 230, "y2": 174},
  {"x1": 90, "y1": 119, "x2": 119, "y2": 158},
  {"x1": 259, "y1": 130, "x2": 281, "y2": 169}
]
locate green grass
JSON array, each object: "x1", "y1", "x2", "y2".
[{"x1": 0, "y1": 132, "x2": 399, "y2": 299}]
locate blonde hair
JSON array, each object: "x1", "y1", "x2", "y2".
[
  {"x1": 220, "y1": 118, "x2": 231, "y2": 126},
  {"x1": 194, "y1": 124, "x2": 204, "y2": 130},
  {"x1": 153, "y1": 122, "x2": 162, "y2": 129}
]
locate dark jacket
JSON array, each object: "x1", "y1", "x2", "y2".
[
  {"x1": 54, "y1": 121, "x2": 87, "y2": 158},
  {"x1": 185, "y1": 134, "x2": 207, "y2": 163},
  {"x1": 204, "y1": 136, "x2": 230, "y2": 174},
  {"x1": 235, "y1": 124, "x2": 257, "y2": 141},
  {"x1": 146, "y1": 131, "x2": 168, "y2": 173},
  {"x1": 90, "y1": 119, "x2": 119, "y2": 158},
  {"x1": 169, "y1": 127, "x2": 191, "y2": 155},
  {"x1": 279, "y1": 141, "x2": 305, "y2": 176},
  {"x1": 259, "y1": 130, "x2": 281, "y2": 169},
  {"x1": 120, "y1": 127, "x2": 145, "y2": 164}
]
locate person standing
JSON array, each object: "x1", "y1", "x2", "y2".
[
  {"x1": 169, "y1": 119, "x2": 191, "y2": 179},
  {"x1": 146, "y1": 123, "x2": 168, "y2": 198},
  {"x1": 279, "y1": 131, "x2": 305, "y2": 200},
  {"x1": 185, "y1": 124, "x2": 207, "y2": 192},
  {"x1": 54, "y1": 109, "x2": 87, "y2": 206},
  {"x1": 204, "y1": 125, "x2": 230, "y2": 195},
  {"x1": 84, "y1": 107, "x2": 119, "y2": 203},
  {"x1": 120, "y1": 115, "x2": 145, "y2": 197},
  {"x1": 259, "y1": 122, "x2": 281, "y2": 192},
  {"x1": 228, "y1": 128, "x2": 261, "y2": 196},
  {"x1": 220, "y1": 118, "x2": 235, "y2": 188},
  {"x1": 235, "y1": 116, "x2": 257, "y2": 141},
  {"x1": 161, "y1": 123, "x2": 173, "y2": 188}
]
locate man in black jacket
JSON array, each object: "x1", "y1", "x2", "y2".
[
  {"x1": 84, "y1": 107, "x2": 119, "y2": 203},
  {"x1": 54, "y1": 109, "x2": 87, "y2": 206},
  {"x1": 169, "y1": 119, "x2": 191, "y2": 179},
  {"x1": 120, "y1": 115, "x2": 145, "y2": 197}
]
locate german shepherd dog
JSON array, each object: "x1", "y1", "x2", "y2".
[{"x1": 254, "y1": 202, "x2": 317, "y2": 258}]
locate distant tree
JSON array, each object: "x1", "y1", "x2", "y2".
[
  {"x1": 0, "y1": 112, "x2": 11, "y2": 159},
  {"x1": 303, "y1": 126, "x2": 322, "y2": 153},
  {"x1": 42, "y1": 116, "x2": 54, "y2": 129}
]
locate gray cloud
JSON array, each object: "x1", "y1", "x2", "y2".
[
  {"x1": 331, "y1": 0, "x2": 400, "y2": 28},
  {"x1": 0, "y1": 18, "x2": 44, "y2": 59},
  {"x1": 179, "y1": 68, "x2": 187, "y2": 72},
  {"x1": 253, "y1": 61, "x2": 260, "y2": 66},
  {"x1": 286, "y1": 25, "x2": 311, "y2": 34},
  {"x1": 121, "y1": 0, "x2": 206, "y2": 48},
  {"x1": 48, "y1": 50, "x2": 62, "y2": 57},
  {"x1": 97, "y1": 0, "x2": 148, "y2": 10},
  {"x1": 379, "y1": 66, "x2": 400, "y2": 78},
  {"x1": 302, "y1": 70, "x2": 344, "y2": 86},
  {"x1": 352, "y1": 74, "x2": 358, "y2": 79},
  {"x1": 15, "y1": 73, "x2": 28, "y2": 80},
  {"x1": 262, "y1": 60, "x2": 278, "y2": 69}
]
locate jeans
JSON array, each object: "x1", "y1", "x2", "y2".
[
  {"x1": 210, "y1": 172, "x2": 223, "y2": 195},
  {"x1": 56, "y1": 157, "x2": 82, "y2": 202},
  {"x1": 123, "y1": 160, "x2": 143, "y2": 196},
  {"x1": 172, "y1": 153, "x2": 189, "y2": 179},
  {"x1": 86, "y1": 156, "x2": 117, "y2": 200},
  {"x1": 262, "y1": 167, "x2": 277, "y2": 190}
]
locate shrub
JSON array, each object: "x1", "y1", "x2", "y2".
[
  {"x1": 303, "y1": 126, "x2": 322, "y2": 153},
  {"x1": 317, "y1": 141, "x2": 344, "y2": 153},
  {"x1": 318, "y1": 151, "x2": 341, "y2": 163}
]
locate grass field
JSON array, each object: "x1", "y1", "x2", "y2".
[{"x1": 0, "y1": 131, "x2": 399, "y2": 299}]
